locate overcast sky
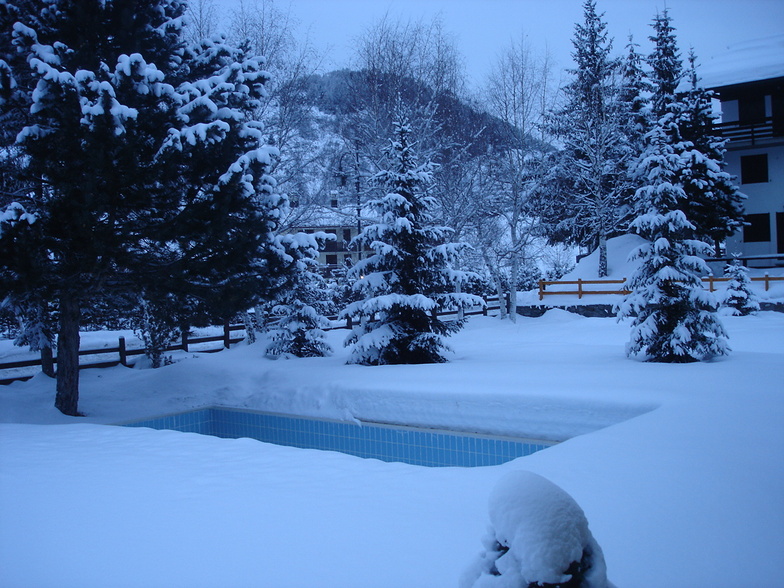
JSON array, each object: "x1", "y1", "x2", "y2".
[{"x1": 213, "y1": 0, "x2": 784, "y2": 91}]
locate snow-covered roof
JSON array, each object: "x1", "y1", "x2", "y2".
[
  {"x1": 289, "y1": 204, "x2": 377, "y2": 229},
  {"x1": 700, "y1": 34, "x2": 784, "y2": 89}
]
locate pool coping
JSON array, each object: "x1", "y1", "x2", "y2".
[{"x1": 114, "y1": 404, "x2": 561, "y2": 447}]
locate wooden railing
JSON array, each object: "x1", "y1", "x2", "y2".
[
  {"x1": 538, "y1": 279, "x2": 629, "y2": 300},
  {"x1": 538, "y1": 275, "x2": 784, "y2": 300},
  {"x1": 0, "y1": 296, "x2": 500, "y2": 385},
  {"x1": 0, "y1": 323, "x2": 245, "y2": 385},
  {"x1": 714, "y1": 116, "x2": 782, "y2": 146}
]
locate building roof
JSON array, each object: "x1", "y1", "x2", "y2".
[{"x1": 700, "y1": 34, "x2": 784, "y2": 90}]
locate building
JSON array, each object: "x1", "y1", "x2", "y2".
[
  {"x1": 296, "y1": 200, "x2": 373, "y2": 273},
  {"x1": 702, "y1": 35, "x2": 784, "y2": 267}
]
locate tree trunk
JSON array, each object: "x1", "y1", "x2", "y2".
[
  {"x1": 508, "y1": 255, "x2": 519, "y2": 323},
  {"x1": 455, "y1": 280, "x2": 464, "y2": 322},
  {"x1": 40, "y1": 345, "x2": 55, "y2": 378},
  {"x1": 54, "y1": 294, "x2": 81, "y2": 416},
  {"x1": 598, "y1": 234, "x2": 608, "y2": 278},
  {"x1": 481, "y1": 247, "x2": 507, "y2": 320}
]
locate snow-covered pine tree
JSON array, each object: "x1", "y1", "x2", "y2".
[
  {"x1": 9, "y1": 298, "x2": 56, "y2": 377},
  {"x1": 648, "y1": 9, "x2": 682, "y2": 120},
  {"x1": 676, "y1": 50, "x2": 745, "y2": 257},
  {"x1": 341, "y1": 112, "x2": 479, "y2": 365},
  {"x1": 617, "y1": 107, "x2": 729, "y2": 363},
  {"x1": 0, "y1": 1, "x2": 285, "y2": 415},
  {"x1": 265, "y1": 233, "x2": 334, "y2": 358},
  {"x1": 546, "y1": 0, "x2": 630, "y2": 277},
  {"x1": 0, "y1": 201, "x2": 56, "y2": 376},
  {"x1": 616, "y1": 34, "x2": 652, "y2": 204},
  {"x1": 721, "y1": 259, "x2": 760, "y2": 316},
  {"x1": 618, "y1": 35, "x2": 652, "y2": 142}
]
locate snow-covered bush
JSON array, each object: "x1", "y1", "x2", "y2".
[
  {"x1": 265, "y1": 232, "x2": 334, "y2": 358},
  {"x1": 461, "y1": 470, "x2": 610, "y2": 588},
  {"x1": 720, "y1": 259, "x2": 759, "y2": 316},
  {"x1": 132, "y1": 295, "x2": 180, "y2": 369}
]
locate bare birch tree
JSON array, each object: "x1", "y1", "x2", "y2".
[{"x1": 473, "y1": 35, "x2": 557, "y2": 320}]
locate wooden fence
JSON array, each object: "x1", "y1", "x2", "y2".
[
  {"x1": 538, "y1": 275, "x2": 784, "y2": 300},
  {"x1": 0, "y1": 296, "x2": 500, "y2": 385},
  {"x1": 0, "y1": 324, "x2": 246, "y2": 386}
]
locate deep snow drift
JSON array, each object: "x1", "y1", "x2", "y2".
[{"x1": 1, "y1": 308, "x2": 783, "y2": 587}]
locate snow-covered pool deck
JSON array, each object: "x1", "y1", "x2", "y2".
[{"x1": 1, "y1": 311, "x2": 783, "y2": 587}]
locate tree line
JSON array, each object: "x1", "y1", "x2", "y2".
[{"x1": 1, "y1": 0, "x2": 744, "y2": 415}]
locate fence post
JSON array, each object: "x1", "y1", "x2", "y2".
[
  {"x1": 346, "y1": 315, "x2": 353, "y2": 329},
  {"x1": 181, "y1": 331, "x2": 189, "y2": 352},
  {"x1": 765, "y1": 273, "x2": 770, "y2": 291},
  {"x1": 118, "y1": 336, "x2": 127, "y2": 367},
  {"x1": 577, "y1": 278, "x2": 583, "y2": 299},
  {"x1": 707, "y1": 275, "x2": 715, "y2": 292},
  {"x1": 223, "y1": 321, "x2": 231, "y2": 349},
  {"x1": 483, "y1": 296, "x2": 488, "y2": 316},
  {"x1": 538, "y1": 280, "x2": 545, "y2": 301}
]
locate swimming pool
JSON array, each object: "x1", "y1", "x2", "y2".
[{"x1": 119, "y1": 406, "x2": 555, "y2": 467}]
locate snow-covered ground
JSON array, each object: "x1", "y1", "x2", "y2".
[{"x1": 1, "y1": 306, "x2": 783, "y2": 587}]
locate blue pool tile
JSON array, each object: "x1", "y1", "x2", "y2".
[{"x1": 121, "y1": 408, "x2": 553, "y2": 467}]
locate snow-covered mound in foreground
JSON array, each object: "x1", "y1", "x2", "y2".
[{"x1": 462, "y1": 470, "x2": 609, "y2": 588}]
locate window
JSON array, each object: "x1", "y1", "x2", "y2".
[
  {"x1": 325, "y1": 254, "x2": 338, "y2": 266},
  {"x1": 741, "y1": 154, "x2": 769, "y2": 184},
  {"x1": 324, "y1": 229, "x2": 337, "y2": 252},
  {"x1": 743, "y1": 213, "x2": 771, "y2": 242},
  {"x1": 343, "y1": 229, "x2": 352, "y2": 244},
  {"x1": 738, "y1": 95, "x2": 766, "y2": 124}
]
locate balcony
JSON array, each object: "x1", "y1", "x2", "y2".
[{"x1": 715, "y1": 116, "x2": 783, "y2": 146}]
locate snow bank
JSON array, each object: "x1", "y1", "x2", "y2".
[{"x1": 1, "y1": 313, "x2": 783, "y2": 587}]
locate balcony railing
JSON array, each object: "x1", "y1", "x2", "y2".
[{"x1": 715, "y1": 116, "x2": 782, "y2": 145}]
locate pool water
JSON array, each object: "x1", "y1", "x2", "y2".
[{"x1": 119, "y1": 406, "x2": 554, "y2": 467}]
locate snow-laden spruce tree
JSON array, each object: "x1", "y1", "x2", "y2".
[
  {"x1": 0, "y1": 0, "x2": 286, "y2": 415},
  {"x1": 648, "y1": 9, "x2": 682, "y2": 120},
  {"x1": 618, "y1": 35, "x2": 652, "y2": 146},
  {"x1": 265, "y1": 233, "x2": 334, "y2": 358},
  {"x1": 340, "y1": 112, "x2": 479, "y2": 365},
  {"x1": 617, "y1": 109, "x2": 729, "y2": 363},
  {"x1": 545, "y1": 0, "x2": 632, "y2": 277},
  {"x1": 676, "y1": 50, "x2": 745, "y2": 257},
  {"x1": 721, "y1": 259, "x2": 760, "y2": 316},
  {"x1": 0, "y1": 202, "x2": 56, "y2": 377}
]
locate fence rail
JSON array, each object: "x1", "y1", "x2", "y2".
[
  {"x1": 0, "y1": 323, "x2": 246, "y2": 385},
  {"x1": 538, "y1": 275, "x2": 784, "y2": 300},
  {"x1": 0, "y1": 296, "x2": 500, "y2": 385},
  {"x1": 714, "y1": 116, "x2": 781, "y2": 146}
]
